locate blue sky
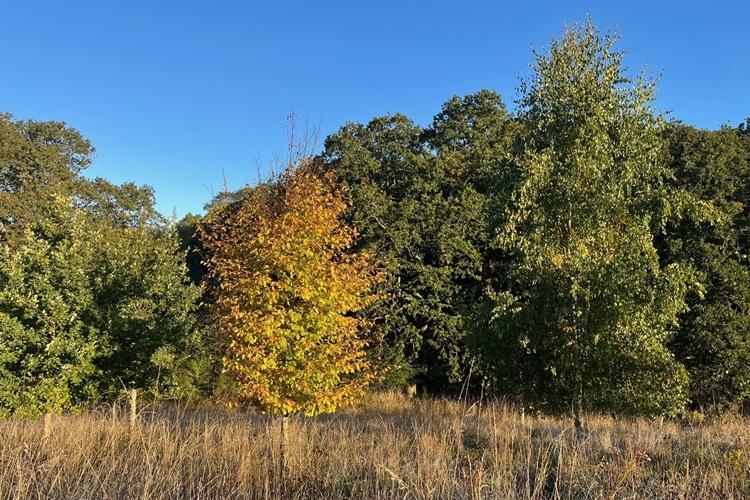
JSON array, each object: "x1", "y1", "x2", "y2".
[{"x1": 2, "y1": 1, "x2": 748, "y2": 217}]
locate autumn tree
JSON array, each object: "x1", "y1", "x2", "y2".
[{"x1": 201, "y1": 162, "x2": 381, "y2": 419}]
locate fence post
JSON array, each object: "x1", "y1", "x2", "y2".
[
  {"x1": 43, "y1": 412, "x2": 52, "y2": 440},
  {"x1": 129, "y1": 388, "x2": 138, "y2": 429}
]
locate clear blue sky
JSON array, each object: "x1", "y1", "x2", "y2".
[{"x1": 2, "y1": 1, "x2": 748, "y2": 217}]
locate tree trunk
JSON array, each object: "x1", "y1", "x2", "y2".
[{"x1": 574, "y1": 389, "x2": 585, "y2": 442}]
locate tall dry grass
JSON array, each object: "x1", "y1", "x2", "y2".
[{"x1": 1, "y1": 392, "x2": 749, "y2": 499}]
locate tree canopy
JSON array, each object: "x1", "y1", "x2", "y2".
[
  {"x1": 473, "y1": 22, "x2": 699, "y2": 417},
  {"x1": 201, "y1": 163, "x2": 381, "y2": 416},
  {"x1": 2, "y1": 20, "x2": 750, "y2": 419},
  {"x1": 0, "y1": 114, "x2": 201, "y2": 416},
  {"x1": 319, "y1": 90, "x2": 516, "y2": 391}
]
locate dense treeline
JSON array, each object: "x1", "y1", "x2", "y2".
[
  {"x1": 1, "y1": 21, "x2": 749, "y2": 419},
  {"x1": 0, "y1": 114, "x2": 207, "y2": 416}
]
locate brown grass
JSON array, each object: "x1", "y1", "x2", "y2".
[{"x1": 1, "y1": 392, "x2": 749, "y2": 499}]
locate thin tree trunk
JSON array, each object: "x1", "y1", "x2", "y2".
[{"x1": 574, "y1": 388, "x2": 585, "y2": 442}]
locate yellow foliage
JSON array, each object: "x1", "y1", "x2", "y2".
[{"x1": 201, "y1": 162, "x2": 382, "y2": 416}]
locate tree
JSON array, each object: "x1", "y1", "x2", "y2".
[
  {"x1": 0, "y1": 198, "x2": 202, "y2": 415},
  {"x1": 176, "y1": 212, "x2": 207, "y2": 287},
  {"x1": 424, "y1": 90, "x2": 517, "y2": 195},
  {"x1": 424, "y1": 92, "x2": 519, "y2": 391},
  {"x1": 201, "y1": 162, "x2": 381, "y2": 416},
  {"x1": 475, "y1": 21, "x2": 699, "y2": 428},
  {"x1": 661, "y1": 123, "x2": 750, "y2": 410},
  {"x1": 0, "y1": 113, "x2": 201, "y2": 415},
  {"x1": 75, "y1": 177, "x2": 162, "y2": 227},
  {"x1": 738, "y1": 118, "x2": 750, "y2": 137},
  {"x1": 0, "y1": 198, "x2": 100, "y2": 417},
  {"x1": 0, "y1": 113, "x2": 92, "y2": 229},
  {"x1": 87, "y1": 220, "x2": 201, "y2": 395},
  {"x1": 319, "y1": 94, "x2": 515, "y2": 392}
]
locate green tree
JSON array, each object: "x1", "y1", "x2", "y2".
[
  {"x1": 0, "y1": 113, "x2": 201, "y2": 415},
  {"x1": 661, "y1": 123, "x2": 750, "y2": 410},
  {"x1": 475, "y1": 22, "x2": 698, "y2": 426},
  {"x1": 176, "y1": 212, "x2": 207, "y2": 286},
  {"x1": 738, "y1": 118, "x2": 750, "y2": 137},
  {"x1": 320, "y1": 93, "x2": 515, "y2": 391},
  {"x1": 76, "y1": 177, "x2": 162, "y2": 227},
  {"x1": 0, "y1": 113, "x2": 92, "y2": 230},
  {"x1": 87, "y1": 219, "x2": 201, "y2": 395},
  {"x1": 0, "y1": 198, "x2": 100, "y2": 417}
]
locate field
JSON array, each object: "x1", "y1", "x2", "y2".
[{"x1": 1, "y1": 392, "x2": 749, "y2": 499}]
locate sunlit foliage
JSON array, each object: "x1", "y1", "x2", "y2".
[{"x1": 201, "y1": 163, "x2": 381, "y2": 416}]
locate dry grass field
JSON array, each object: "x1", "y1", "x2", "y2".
[{"x1": 1, "y1": 392, "x2": 749, "y2": 499}]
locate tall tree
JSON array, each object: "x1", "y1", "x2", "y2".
[
  {"x1": 475, "y1": 21, "x2": 699, "y2": 426},
  {"x1": 661, "y1": 123, "x2": 750, "y2": 410},
  {"x1": 320, "y1": 94, "x2": 515, "y2": 392},
  {"x1": 0, "y1": 113, "x2": 91, "y2": 230}
]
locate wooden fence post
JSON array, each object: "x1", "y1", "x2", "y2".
[
  {"x1": 43, "y1": 412, "x2": 52, "y2": 440},
  {"x1": 129, "y1": 388, "x2": 138, "y2": 429}
]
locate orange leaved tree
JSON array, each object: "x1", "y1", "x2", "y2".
[{"x1": 200, "y1": 161, "x2": 381, "y2": 475}]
